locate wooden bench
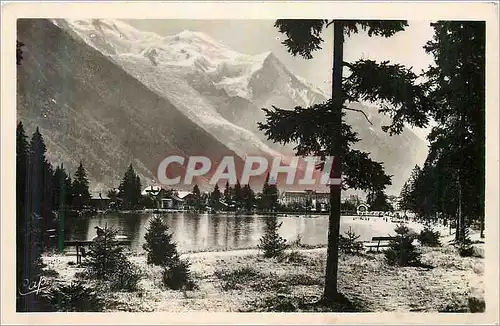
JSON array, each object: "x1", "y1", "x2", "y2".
[
  {"x1": 365, "y1": 236, "x2": 395, "y2": 253},
  {"x1": 64, "y1": 239, "x2": 131, "y2": 264}
]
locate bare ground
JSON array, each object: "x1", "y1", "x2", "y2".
[{"x1": 42, "y1": 242, "x2": 484, "y2": 312}]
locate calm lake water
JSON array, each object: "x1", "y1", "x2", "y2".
[{"x1": 64, "y1": 212, "x2": 401, "y2": 252}]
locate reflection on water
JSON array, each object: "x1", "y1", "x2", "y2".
[{"x1": 64, "y1": 212, "x2": 390, "y2": 252}]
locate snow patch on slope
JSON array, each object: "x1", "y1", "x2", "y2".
[{"x1": 59, "y1": 19, "x2": 326, "y2": 105}]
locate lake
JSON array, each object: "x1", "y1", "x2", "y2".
[{"x1": 63, "y1": 212, "x2": 417, "y2": 252}]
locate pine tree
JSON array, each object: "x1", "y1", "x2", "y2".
[
  {"x1": 17, "y1": 127, "x2": 51, "y2": 310},
  {"x1": 421, "y1": 21, "x2": 485, "y2": 241},
  {"x1": 16, "y1": 122, "x2": 30, "y2": 311},
  {"x1": 261, "y1": 20, "x2": 428, "y2": 302},
  {"x1": 52, "y1": 164, "x2": 72, "y2": 210},
  {"x1": 233, "y1": 180, "x2": 243, "y2": 209},
  {"x1": 400, "y1": 165, "x2": 421, "y2": 213},
  {"x1": 267, "y1": 176, "x2": 279, "y2": 211},
  {"x1": 16, "y1": 122, "x2": 29, "y2": 215},
  {"x1": 72, "y1": 161, "x2": 91, "y2": 209},
  {"x1": 398, "y1": 181, "x2": 411, "y2": 213},
  {"x1": 368, "y1": 189, "x2": 392, "y2": 211},
  {"x1": 397, "y1": 22, "x2": 486, "y2": 241},
  {"x1": 143, "y1": 215, "x2": 179, "y2": 266},
  {"x1": 384, "y1": 225, "x2": 422, "y2": 267},
  {"x1": 258, "y1": 216, "x2": 288, "y2": 258},
  {"x1": 135, "y1": 175, "x2": 142, "y2": 207},
  {"x1": 223, "y1": 181, "x2": 232, "y2": 204},
  {"x1": 242, "y1": 184, "x2": 255, "y2": 212},
  {"x1": 209, "y1": 183, "x2": 222, "y2": 208},
  {"x1": 259, "y1": 173, "x2": 270, "y2": 211},
  {"x1": 191, "y1": 184, "x2": 202, "y2": 210},
  {"x1": 260, "y1": 173, "x2": 278, "y2": 211},
  {"x1": 118, "y1": 164, "x2": 142, "y2": 209}
]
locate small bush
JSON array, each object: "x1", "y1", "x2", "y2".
[
  {"x1": 258, "y1": 217, "x2": 289, "y2": 258},
  {"x1": 457, "y1": 228, "x2": 478, "y2": 257},
  {"x1": 468, "y1": 296, "x2": 486, "y2": 313},
  {"x1": 384, "y1": 225, "x2": 422, "y2": 267},
  {"x1": 339, "y1": 227, "x2": 364, "y2": 255},
  {"x1": 162, "y1": 259, "x2": 196, "y2": 290},
  {"x1": 458, "y1": 245, "x2": 475, "y2": 257},
  {"x1": 50, "y1": 281, "x2": 104, "y2": 312},
  {"x1": 417, "y1": 226, "x2": 441, "y2": 247},
  {"x1": 109, "y1": 260, "x2": 143, "y2": 292}
]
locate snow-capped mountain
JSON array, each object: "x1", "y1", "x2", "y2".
[
  {"x1": 22, "y1": 19, "x2": 428, "y2": 193},
  {"x1": 17, "y1": 19, "x2": 246, "y2": 191},
  {"x1": 53, "y1": 19, "x2": 330, "y2": 158}
]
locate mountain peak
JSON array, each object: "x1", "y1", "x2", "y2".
[
  {"x1": 254, "y1": 51, "x2": 273, "y2": 60},
  {"x1": 169, "y1": 29, "x2": 229, "y2": 50}
]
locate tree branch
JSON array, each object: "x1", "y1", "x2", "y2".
[
  {"x1": 325, "y1": 20, "x2": 335, "y2": 28},
  {"x1": 342, "y1": 107, "x2": 373, "y2": 125}
]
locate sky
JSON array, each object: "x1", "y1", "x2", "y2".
[{"x1": 124, "y1": 19, "x2": 436, "y2": 140}]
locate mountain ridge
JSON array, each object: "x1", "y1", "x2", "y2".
[
  {"x1": 17, "y1": 19, "x2": 245, "y2": 192},
  {"x1": 24, "y1": 18, "x2": 428, "y2": 194}
]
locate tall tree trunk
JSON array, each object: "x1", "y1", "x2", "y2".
[{"x1": 323, "y1": 20, "x2": 344, "y2": 303}]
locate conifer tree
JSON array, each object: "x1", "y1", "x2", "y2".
[
  {"x1": 118, "y1": 164, "x2": 142, "y2": 209},
  {"x1": 52, "y1": 164, "x2": 72, "y2": 210},
  {"x1": 191, "y1": 184, "x2": 202, "y2": 210},
  {"x1": 260, "y1": 173, "x2": 278, "y2": 211},
  {"x1": 400, "y1": 165, "x2": 421, "y2": 213},
  {"x1": 261, "y1": 20, "x2": 429, "y2": 302},
  {"x1": 242, "y1": 184, "x2": 255, "y2": 212},
  {"x1": 16, "y1": 122, "x2": 30, "y2": 310},
  {"x1": 259, "y1": 174, "x2": 270, "y2": 211},
  {"x1": 233, "y1": 180, "x2": 243, "y2": 208},
  {"x1": 72, "y1": 161, "x2": 91, "y2": 209},
  {"x1": 143, "y1": 215, "x2": 179, "y2": 266},
  {"x1": 17, "y1": 127, "x2": 52, "y2": 310},
  {"x1": 268, "y1": 180, "x2": 279, "y2": 211},
  {"x1": 367, "y1": 189, "x2": 392, "y2": 211},
  {"x1": 420, "y1": 21, "x2": 485, "y2": 240},
  {"x1": 16, "y1": 122, "x2": 29, "y2": 213},
  {"x1": 223, "y1": 181, "x2": 232, "y2": 203},
  {"x1": 384, "y1": 225, "x2": 422, "y2": 267},
  {"x1": 209, "y1": 183, "x2": 222, "y2": 208},
  {"x1": 258, "y1": 216, "x2": 288, "y2": 258}
]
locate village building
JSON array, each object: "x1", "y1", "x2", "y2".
[
  {"x1": 90, "y1": 192, "x2": 111, "y2": 210},
  {"x1": 142, "y1": 185, "x2": 188, "y2": 210},
  {"x1": 279, "y1": 190, "x2": 330, "y2": 207}
]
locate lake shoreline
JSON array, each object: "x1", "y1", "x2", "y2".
[
  {"x1": 70, "y1": 208, "x2": 405, "y2": 218},
  {"x1": 63, "y1": 211, "x2": 449, "y2": 253}
]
